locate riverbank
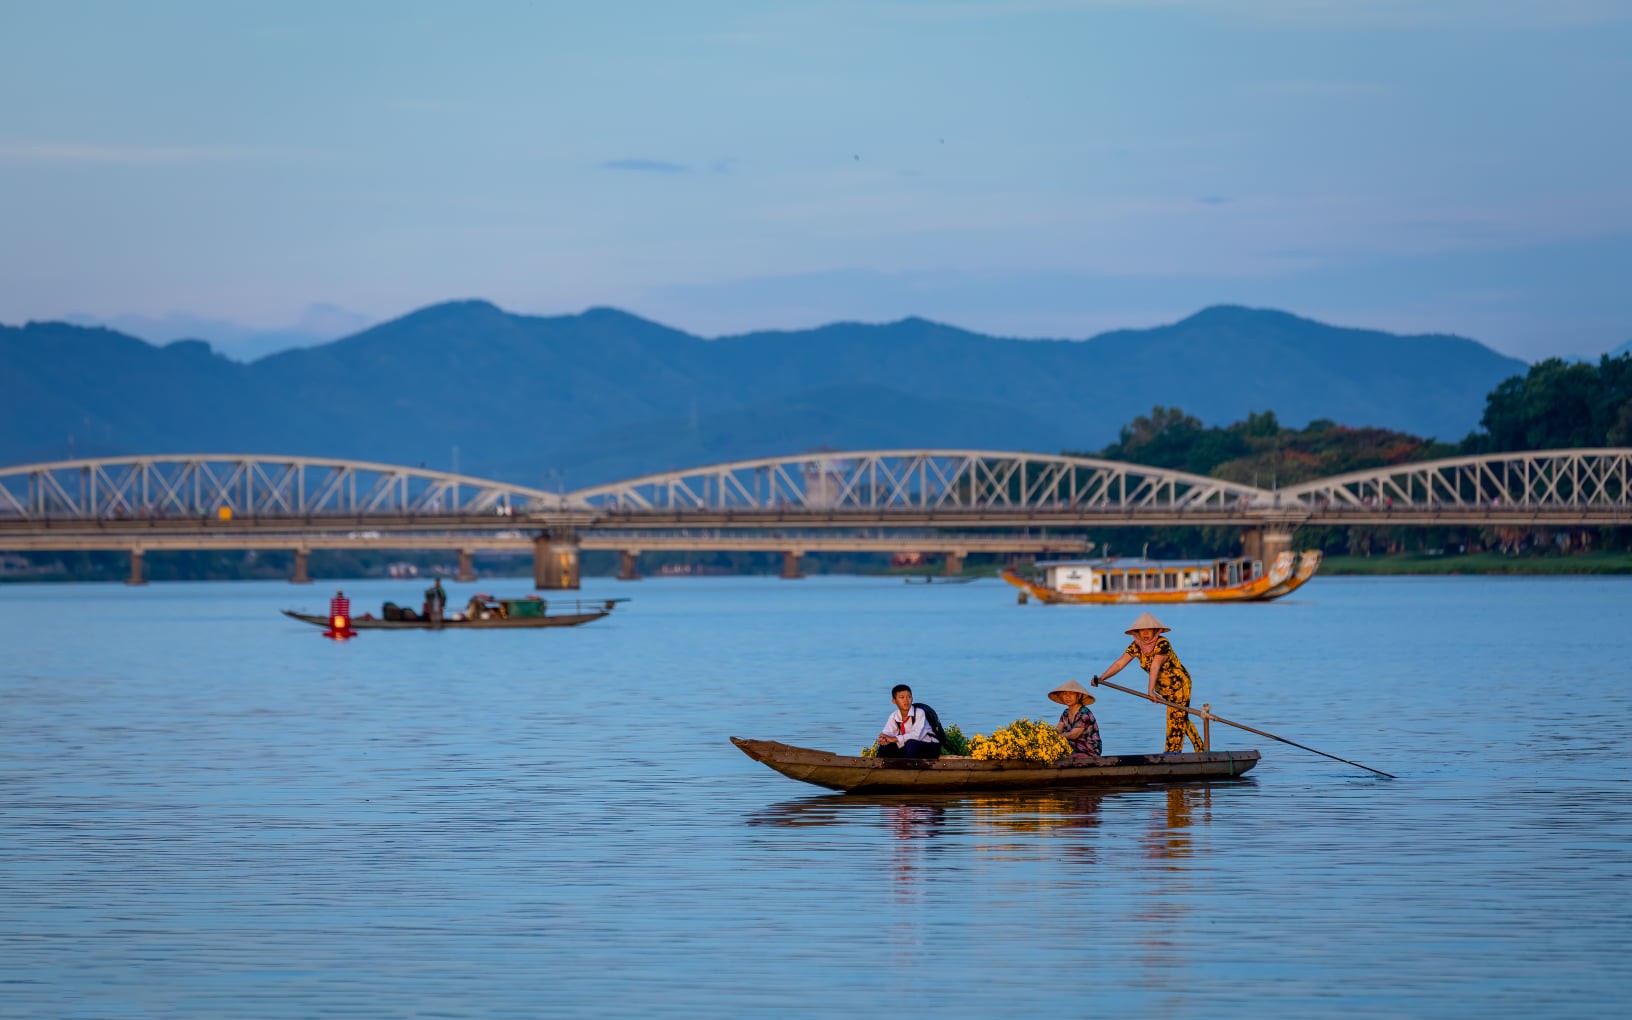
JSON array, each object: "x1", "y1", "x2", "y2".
[{"x1": 1318, "y1": 550, "x2": 1632, "y2": 575}]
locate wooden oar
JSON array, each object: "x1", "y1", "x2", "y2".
[{"x1": 1088, "y1": 675, "x2": 1397, "y2": 779}]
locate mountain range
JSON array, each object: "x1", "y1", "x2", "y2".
[{"x1": 1, "y1": 302, "x2": 1528, "y2": 488}]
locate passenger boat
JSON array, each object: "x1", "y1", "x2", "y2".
[
  {"x1": 731, "y1": 737, "x2": 1258, "y2": 793},
  {"x1": 1000, "y1": 549, "x2": 1319, "y2": 604},
  {"x1": 282, "y1": 595, "x2": 625, "y2": 630}
]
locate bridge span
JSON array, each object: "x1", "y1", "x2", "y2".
[{"x1": 2, "y1": 449, "x2": 1628, "y2": 586}]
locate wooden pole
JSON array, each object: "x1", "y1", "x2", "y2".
[{"x1": 1089, "y1": 675, "x2": 1396, "y2": 779}]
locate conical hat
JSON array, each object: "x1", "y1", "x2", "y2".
[
  {"x1": 1048, "y1": 679, "x2": 1096, "y2": 706},
  {"x1": 1124, "y1": 611, "x2": 1170, "y2": 635}
]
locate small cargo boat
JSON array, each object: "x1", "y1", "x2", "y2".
[
  {"x1": 1001, "y1": 549, "x2": 1320, "y2": 605},
  {"x1": 731, "y1": 737, "x2": 1259, "y2": 793},
  {"x1": 283, "y1": 594, "x2": 625, "y2": 630}
]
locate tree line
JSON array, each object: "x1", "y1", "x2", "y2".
[{"x1": 1073, "y1": 352, "x2": 1632, "y2": 560}]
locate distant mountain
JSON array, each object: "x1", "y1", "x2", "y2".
[
  {"x1": 0, "y1": 302, "x2": 1527, "y2": 487},
  {"x1": 1611, "y1": 338, "x2": 1632, "y2": 359},
  {"x1": 65, "y1": 304, "x2": 374, "y2": 362}
]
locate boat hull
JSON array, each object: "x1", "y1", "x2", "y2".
[
  {"x1": 281, "y1": 607, "x2": 614, "y2": 630},
  {"x1": 1259, "y1": 550, "x2": 1322, "y2": 599},
  {"x1": 731, "y1": 737, "x2": 1259, "y2": 793}
]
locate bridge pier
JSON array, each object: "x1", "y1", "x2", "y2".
[
  {"x1": 944, "y1": 551, "x2": 965, "y2": 576},
  {"x1": 457, "y1": 549, "x2": 477, "y2": 582},
  {"x1": 291, "y1": 548, "x2": 312, "y2": 584},
  {"x1": 126, "y1": 547, "x2": 146, "y2": 586},
  {"x1": 1242, "y1": 527, "x2": 1295, "y2": 567},
  {"x1": 780, "y1": 550, "x2": 805, "y2": 580},
  {"x1": 534, "y1": 529, "x2": 580, "y2": 590},
  {"x1": 618, "y1": 550, "x2": 642, "y2": 581}
]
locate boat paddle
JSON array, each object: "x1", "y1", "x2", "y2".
[{"x1": 1088, "y1": 675, "x2": 1397, "y2": 779}]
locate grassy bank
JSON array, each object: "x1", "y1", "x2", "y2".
[{"x1": 1319, "y1": 551, "x2": 1632, "y2": 575}]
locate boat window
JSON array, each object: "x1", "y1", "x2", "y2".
[
  {"x1": 1163, "y1": 570, "x2": 1177, "y2": 589},
  {"x1": 1106, "y1": 572, "x2": 1122, "y2": 591}
]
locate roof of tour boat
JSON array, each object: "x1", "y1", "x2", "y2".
[{"x1": 1035, "y1": 556, "x2": 1242, "y2": 570}]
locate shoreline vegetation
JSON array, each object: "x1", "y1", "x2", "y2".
[{"x1": 1315, "y1": 551, "x2": 1632, "y2": 575}]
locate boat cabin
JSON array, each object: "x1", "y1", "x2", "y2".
[{"x1": 1035, "y1": 556, "x2": 1265, "y2": 595}]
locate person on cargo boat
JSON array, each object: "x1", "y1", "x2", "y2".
[
  {"x1": 1094, "y1": 612, "x2": 1206, "y2": 753},
  {"x1": 874, "y1": 683, "x2": 941, "y2": 759},
  {"x1": 1050, "y1": 679, "x2": 1102, "y2": 756}
]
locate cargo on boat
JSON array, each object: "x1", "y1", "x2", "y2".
[
  {"x1": 283, "y1": 594, "x2": 625, "y2": 630},
  {"x1": 731, "y1": 737, "x2": 1259, "y2": 793},
  {"x1": 1002, "y1": 550, "x2": 1321, "y2": 604}
]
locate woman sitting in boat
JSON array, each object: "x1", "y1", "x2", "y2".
[
  {"x1": 1095, "y1": 612, "x2": 1206, "y2": 753},
  {"x1": 875, "y1": 684, "x2": 941, "y2": 759},
  {"x1": 1049, "y1": 679, "x2": 1102, "y2": 757}
]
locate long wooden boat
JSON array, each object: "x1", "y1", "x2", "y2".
[
  {"x1": 731, "y1": 737, "x2": 1259, "y2": 793},
  {"x1": 1001, "y1": 549, "x2": 1318, "y2": 604},
  {"x1": 282, "y1": 596, "x2": 625, "y2": 630}
]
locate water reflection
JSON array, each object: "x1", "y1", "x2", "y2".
[{"x1": 1143, "y1": 785, "x2": 1213, "y2": 866}]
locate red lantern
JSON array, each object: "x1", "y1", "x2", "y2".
[{"x1": 324, "y1": 591, "x2": 357, "y2": 639}]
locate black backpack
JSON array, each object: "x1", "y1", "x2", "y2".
[{"x1": 915, "y1": 702, "x2": 948, "y2": 744}]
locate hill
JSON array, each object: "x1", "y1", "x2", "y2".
[{"x1": 0, "y1": 302, "x2": 1527, "y2": 487}]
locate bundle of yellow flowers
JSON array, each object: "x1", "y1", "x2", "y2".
[{"x1": 968, "y1": 718, "x2": 1071, "y2": 762}]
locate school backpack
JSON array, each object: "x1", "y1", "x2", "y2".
[{"x1": 915, "y1": 702, "x2": 948, "y2": 744}]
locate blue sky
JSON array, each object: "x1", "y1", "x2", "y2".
[{"x1": 1, "y1": 0, "x2": 1628, "y2": 361}]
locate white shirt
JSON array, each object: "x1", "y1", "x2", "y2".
[{"x1": 879, "y1": 706, "x2": 935, "y2": 746}]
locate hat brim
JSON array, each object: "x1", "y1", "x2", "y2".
[{"x1": 1049, "y1": 691, "x2": 1096, "y2": 705}]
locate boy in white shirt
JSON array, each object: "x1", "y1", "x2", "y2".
[{"x1": 875, "y1": 684, "x2": 941, "y2": 759}]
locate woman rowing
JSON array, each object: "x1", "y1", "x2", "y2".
[{"x1": 1094, "y1": 612, "x2": 1206, "y2": 753}]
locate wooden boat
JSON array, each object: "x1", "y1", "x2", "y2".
[
  {"x1": 731, "y1": 737, "x2": 1259, "y2": 793},
  {"x1": 282, "y1": 595, "x2": 625, "y2": 630},
  {"x1": 1001, "y1": 549, "x2": 1318, "y2": 604}
]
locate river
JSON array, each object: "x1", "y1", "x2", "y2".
[{"x1": 2, "y1": 574, "x2": 1628, "y2": 1018}]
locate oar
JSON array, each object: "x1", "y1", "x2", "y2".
[{"x1": 1088, "y1": 675, "x2": 1397, "y2": 779}]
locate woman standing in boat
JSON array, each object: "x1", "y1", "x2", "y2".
[
  {"x1": 1095, "y1": 612, "x2": 1206, "y2": 753},
  {"x1": 1050, "y1": 679, "x2": 1102, "y2": 757}
]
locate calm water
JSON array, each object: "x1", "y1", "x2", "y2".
[{"x1": 2, "y1": 574, "x2": 1629, "y2": 1018}]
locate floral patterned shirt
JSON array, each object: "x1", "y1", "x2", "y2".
[
  {"x1": 1058, "y1": 705, "x2": 1102, "y2": 756},
  {"x1": 1126, "y1": 636, "x2": 1193, "y2": 698}
]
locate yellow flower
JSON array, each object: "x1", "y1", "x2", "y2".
[{"x1": 967, "y1": 718, "x2": 1071, "y2": 762}]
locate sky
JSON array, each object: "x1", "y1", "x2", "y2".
[{"x1": 2, "y1": 0, "x2": 1629, "y2": 362}]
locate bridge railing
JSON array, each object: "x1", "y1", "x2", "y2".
[
  {"x1": 1279, "y1": 448, "x2": 1632, "y2": 510},
  {"x1": 0, "y1": 456, "x2": 582, "y2": 521},
  {"x1": 568, "y1": 451, "x2": 1274, "y2": 513}
]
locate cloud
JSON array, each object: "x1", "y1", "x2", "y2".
[{"x1": 600, "y1": 158, "x2": 691, "y2": 174}]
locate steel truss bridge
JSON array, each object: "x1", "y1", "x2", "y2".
[{"x1": 2, "y1": 449, "x2": 1628, "y2": 585}]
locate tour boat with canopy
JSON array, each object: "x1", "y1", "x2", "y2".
[{"x1": 1000, "y1": 550, "x2": 1321, "y2": 604}]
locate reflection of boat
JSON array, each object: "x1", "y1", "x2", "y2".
[
  {"x1": 731, "y1": 737, "x2": 1258, "y2": 793},
  {"x1": 1001, "y1": 550, "x2": 1319, "y2": 604},
  {"x1": 747, "y1": 789, "x2": 1119, "y2": 829},
  {"x1": 902, "y1": 575, "x2": 978, "y2": 585},
  {"x1": 282, "y1": 596, "x2": 625, "y2": 630}
]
